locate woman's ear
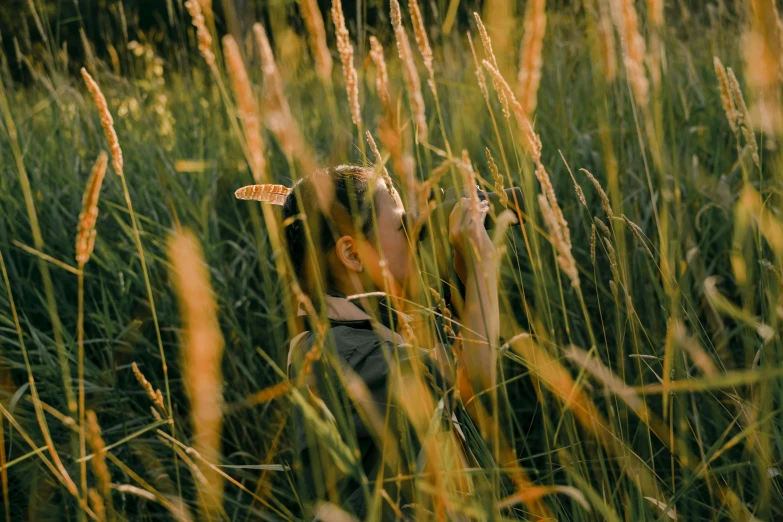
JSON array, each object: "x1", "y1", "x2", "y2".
[{"x1": 335, "y1": 235, "x2": 364, "y2": 273}]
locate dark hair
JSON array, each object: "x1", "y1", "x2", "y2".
[{"x1": 282, "y1": 165, "x2": 380, "y2": 292}]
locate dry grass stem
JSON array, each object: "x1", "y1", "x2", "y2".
[
  {"x1": 169, "y1": 229, "x2": 225, "y2": 519},
  {"x1": 131, "y1": 362, "x2": 166, "y2": 413},
  {"x1": 81, "y1": 68, "x2": 123, "y2": 177},
  {"x1": 331, "y1": 0, "x2": 361, "y2": 127},
  {"x1": 726, "y1": 68, "x2": 760, "y2": 169},
  {"x1": 298, "y1": 0, "x2": 333, "y2": 83},
  {"x1": 517, "y1": 0, "x2": 546, "y2": 118},
  {"x1": 391, "y1": 0, "x2": 428, "y2": 142},
  {"x1": 76, "y1": 151, "x2": 108, "y2": 266},
  {"x1": 223, "y1": 35, "x2": 267, "y2": 183},
  {"x1": 184, "y1": 0, "x2": 215, "y2": 68}
]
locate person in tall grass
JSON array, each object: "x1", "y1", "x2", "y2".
[{"x1": 282, "y1": 165, "x2": 498, "y2": 520}]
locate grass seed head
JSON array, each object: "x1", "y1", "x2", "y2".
[
  {"x1": 76, "y1": 151, "x2": 108, "y2": 266},
  {"x1": 331, "y1": 0, "x2": 361, "y2": 127},
  {"x1": 298, "y1": 0, "x2": 333, "y2": 83},
  {"x1": 81, "y1": 68, "x2": 123, "y2": 177},
  {"x1": 222, "y1": 35, "x2": 267, "y2": 182},
  {"x1": 726, "y1": 67, "x2": 760, "y2": 169},
  {"x1": 184, "y1": 0, "x2": 215, "y2": 68},
  {"x1": 391, "y1": 0, "x2": 428, "y2": 143},
  {"x1": 409, "y1": 0, "x2": 433, "y2": 75},
  {"x1": 517, "y1": 0, "x2": 546, "y2": 118}
]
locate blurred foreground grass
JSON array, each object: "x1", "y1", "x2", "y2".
[{"x1": 1, "y1": 0, "x2": 782, "y2": 520}]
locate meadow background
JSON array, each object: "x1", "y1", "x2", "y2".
[{"x1": 0, "y1": 0, "x2": 782, "y2": 520}]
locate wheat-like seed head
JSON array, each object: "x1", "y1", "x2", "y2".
[
  {"x1": 369, "y1": 36, "x2": 393, "y2": 117},
  {"x1": 391, "y1": 0, "x2": 429, "y2": 143},
  {"x1": 485, "y1": 148, "x2": 508, "y2": 206},
  {"x1": 713, "y1": 57, "x2": 739, "y2": 136},
  {"x1": 467, "y1": 33, "x2": 490, "y2": 102},
  {"x1": 131, "y1": 362, "x2": 166, "y2": 413},
  {"x1": 621, "y1": 214, "x2": 655, "y2": 261},
  {"x1": 474, "y1": 12, "x2": 508, "y2": 118},
  {"x1": 726, "y1": 67, "x2": 760, "y2": 169},
  {"x1": 76, "y1": 151, "x2": 108, "y2": 266},
  {"x1": 331, "y1": 0, "x2": 361, "y2": 127},
  {"x1": 297, "y1": 0, "x2": 333, "y2": 83},
  {"x1": 86, "y1": 411, "x2": 112, "y2": 505},
  {"x1": 482, "y1": 59, "x2": 544, "y2": 159},
  {"x1": 580, "y1": 168, "x2": 614, "y2": 219},
  {"x1": 81, "y1": 68, "x2": 123, "y2": 177},
  {"x1": 254, "y1": 23, "x2": 301, "y2": 162},
  {"x1": 538, "y1": 194, "x2": 579, "y2": 288},
  {"x1": 169, "y1": 229, "x2": 225, "y2": 519},
  {"x1": 517, "y1": 0, "x2": 546, "y2": 118},
  {"x1": 597, "y1": 0, "x2": 617, "y2": 81},
  {"x1": 408, "y1": 0, "x2": 433, "y2": 75},
  {"x1": 365, "y1": 131, "x2": 394, "y2": 193},
  {"x1": 184, "y1": 0, "x2": 215, "y2": 68},
  {"x1": 88, "y1": 488, "x2": 107, "y2": 522},
  {"x1": 222, "y1": 36, "x2": 267, "y2": 183},
  {"x1": 611, "y1": 0, "x2": 649, "y2": 107},
  {"x1": 594, "y1": 216, "x2": 611, "y2": 238}
]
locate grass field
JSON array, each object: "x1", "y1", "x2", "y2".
[{"x1": 1, "y1": 0, "x2": 782, "y2": 520}]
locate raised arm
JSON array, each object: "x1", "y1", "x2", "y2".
[{"x1": 448, "y1": 198, "x2": 499, "y2": 397}]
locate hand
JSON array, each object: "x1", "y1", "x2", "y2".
[{"x1": 448, "y1": 198, "x2": 495, "y2": 283}]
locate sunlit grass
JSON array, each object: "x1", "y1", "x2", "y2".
[{"x1": 0, "y1": 0, "x2": 781, "y2": 520}]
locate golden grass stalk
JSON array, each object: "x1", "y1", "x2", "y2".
[
  {"x1": 184, "y1": 0, "x2": 216, "y2": 69},
  {"x1": 369, "y1": 36, "x2": 393, "y2": 117},
  {"x1": 222, "y1": 35, "x2": 267, "y2": 183},
  {"x1": 297, "y1": 0, "x2": 333, "y2": 83},
  {"x1": 88, "y1": 488, "x2": 106, "y2": 522},
  {"x1": 539, "y1": 194, "x2": 579, "y2": 288},
  {"x1": 596, "y1": 0, "x2": 617, "y2": 82},
  {"x1": 76, "y1": 151, "x2": 108, "y2": 266},
  {"x1": 580, "y1": 168, "x2": 613, "y2": 219},
  {"x1": 253, "y1": 23, "x2": 309, "y2": 166},
  {"x1": 611, "y1": 0, "x2": 649, "y2": 107},
  {"x1": 391, "y1": 0, "x2": 428, "y2": 142},
  {"x1": 365, "y1": 131, "x2": 394, "y2": 192},
  {"x1": 86, "y1": 410, "x2": 115, "y2": 522},
  {"x1": 726, "y1": 67, "x2": 760, "y2": 169},
  {"x1": 474, "y1": 12, "x2": 508, "y2": 118},
  {"x1": 516, "y1": 0, "x2": 546, "y2": 118},
  {"x1": 408, "y1": 0, "x2": 433, "y2": 76},
  {"x1": 76, "y1": 150, "x2": 108, "y2": 507},
  {"x1": 713, "y1": 57, "x2": 739, "y2": 137},
  {"x1": 168, "y1": 229, "x2": 225, "y2": 519},
  {"x1": 467, "y1": 33, "x2": 490, "y2": 102},
  {"x1": 621, "y1": 214, "x2": 654, "y2": 261},
  {"x1": 80, "y1": 69, "x2": 123, "y2": 177},
  {"x1": 331, "y1": 0, "x2": 361, "y2": 128},
  {"x1": 131, "y1": 362, "x2": 166, "y2": 413},
  {"x1": 485, "y1": 148, "x2": 508, "y2": 206}
]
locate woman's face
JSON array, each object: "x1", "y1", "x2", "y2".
[{"x1": 361, "y1": 184, "x2": 418, "y2": 296}]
